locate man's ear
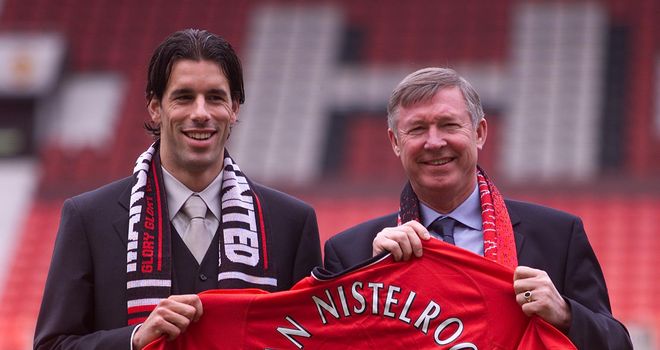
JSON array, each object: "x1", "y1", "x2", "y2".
[
  {"x1": 388, "y1": 128, "x2": 400, "y2": 156},
  {"x1": 148, "y1": 98, "x2": 161, "y2": 124},
  {"x1": 230, "y1": 100, "x2": 240, "y2": 124},
  {"x1": 476, "y1": 118, "x2": 487, "y2": 150}
]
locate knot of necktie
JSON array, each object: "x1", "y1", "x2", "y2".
[
  {"x1": 430, "y1": 217, "x2": 456, "y2": 245},
  {"x1": 183, "y1": 194, "x2": 207, "y2": 220}
]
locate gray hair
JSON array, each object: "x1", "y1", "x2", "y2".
[{"x1": 387, "y1": 67, "x2": 485, "y2": 132}]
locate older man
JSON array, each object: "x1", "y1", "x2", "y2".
[{"x1": 323, "y1": 67, "x2": 632, "y2": 350}]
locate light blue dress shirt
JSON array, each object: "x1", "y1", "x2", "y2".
[{"x1": 419, "y1": 185, "x2": 484, "y2": 256}]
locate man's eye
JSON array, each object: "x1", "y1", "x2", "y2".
[{"x1": 208, "y1": 95, "x2": 225, "y2": 103}]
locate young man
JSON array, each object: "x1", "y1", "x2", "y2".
[
  {"x1": 35, "y1": 29, "x2": 321, "y2": 350},
  {"x1": 324, "y1": 67, "x2": 632, "y2": 350}
]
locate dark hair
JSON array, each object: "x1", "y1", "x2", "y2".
[{"x1": 144, "y1": 28, "x2": 245, "y2": 137}]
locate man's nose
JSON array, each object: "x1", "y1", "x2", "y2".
[
  {"x1": 191, "y1": 96, "x2": 211, "y2": 121},
  {"x1": 424, "y1": 127, "x2": 447, "y2": 149}
]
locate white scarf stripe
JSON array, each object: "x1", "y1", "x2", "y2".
[
  {"x1": 218, "y1": 272, "x2": 278, "y2": 286},
  {"x1": 127, "y1": 279, "x2": 172, "y2": 289},
  {"x1": 128, "y1": 298, "x2": 163, "y2": 308}
]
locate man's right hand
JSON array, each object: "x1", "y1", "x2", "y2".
[
  {"x1": 132, "y1": 294, "x2": 203, "y2": 350},
  {"x1": 372, "y1": 220, "x2": 431, "y2": 261}
]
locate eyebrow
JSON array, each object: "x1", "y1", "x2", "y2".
[
  {"x1": 403, "y1": 120, "x2": 425, "y2": 127},
  {"x1": 169, "y1": 88, "x2": 230, "y2": 98},
  {"x1": 206, "y1": 88, "x2": 230, "y2": 97}
]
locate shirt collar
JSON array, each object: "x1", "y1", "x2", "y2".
[
  {"x1": 161, "y1": 167, "x2": 222, "y2": 221},
  {"x1": 420, "y1": 184, "x2": 482, "y2": 230}
]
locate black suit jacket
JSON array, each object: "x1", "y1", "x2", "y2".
[
  {"x1": 35, "y1": 176, "x2": 321, "y2": 349},
  {"x1": 324, "y1": 199, "x2": 632, "y2": 350}
]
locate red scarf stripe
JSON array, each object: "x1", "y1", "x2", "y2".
[
  {"x1": 151, "y1": 159, "x2": 164, "y2": 272},
  {"x1": 253, "y1": 191, "x2": 269, "y2": 270},
  {"x1": 127, "y1": 305, "x2": 158, "y2": 315},
  {"x1": 128, "y1": 317, "x2": 148, "y2": 325},
  {"x1": 478, "y1": 170, "x2": 517, "y2": 269}
]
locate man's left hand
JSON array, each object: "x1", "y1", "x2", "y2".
[{"x1": 513, "y1": 266, "x2": 572, "y2": 332}]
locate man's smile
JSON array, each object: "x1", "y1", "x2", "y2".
[
  {"x1": 182, "y1": 129, "x2": 216, "y2": 141},
  {"x1": 419, "y1": 157, "x2": 455, "y2": 166}
]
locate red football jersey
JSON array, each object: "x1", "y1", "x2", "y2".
[{"x1": 145, "y1": 239, "x2": 575, "y2": 349}]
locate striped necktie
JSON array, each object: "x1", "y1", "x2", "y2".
[{"x1": 430, "y1": 217, "x2": 456, "y2": 245}]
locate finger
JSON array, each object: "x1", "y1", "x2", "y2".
[
  {"x1": 513, "y1": 266, "x2": 541, "y2": 280},
  {"x1": 155, "y1": 316, "x2": 187, "y2": 340},
  {"x1": 373, "y1": 234, "x2": 403, "y2": 260},
  {"x1": 133, "y1": 295, "x2": 202, "y2": 349},
  {"x1": 148, "y1": 306, "x2": 193, "y2": 335},
  {"x1": 394, "y1": 229, "x2": 415, "y2": 261},
  {"x1": 402, "y1": 225, "x2": 425, "y2": 258},
  {"x1": 520, "y1": 301, "x2": 537, "y2": 317},
  {"x1": 512, "y1": 279, "x2": 537, "y2": 295},
  {"x1": 137, "y1": 311, "x2": 186, "y2": 345},
  {"x1": 191, "y1": 296, "x2": 203, "y2": 322},
  {"x1": 168, "y1": 295, "x2": 203, "y2": 322},
  {"x1": 403, "y1": 220, "x2": 431, "y2": 240},
  {"x1": 168, "y1": 294, "x2": 200, "y2": 306},
  {"x1": 517, "y1": 290, "x2": 545, "y2": 321},
  {"x1": 516, "y1": 290, "x2": 535, "y2": 306},
  {"x1": 159, "y1": 297, "x2": 198, "y2": 322}
]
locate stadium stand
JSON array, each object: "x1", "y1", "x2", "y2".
[
  {"x1": 0, "y1": 0, "x2": 658, "y2": 349},
  {"x1": 231, "y1": 4, "x2": 343, "y2": 184},
  {"x1": 504, "y1": 2, "x2": 607, "y2": 181},
  {"x1": 0, "y1": 160, "x2": 37, "y2": 294},
  {"x1": 0, "y1": 200, "x2": 61, "y2": 350}
]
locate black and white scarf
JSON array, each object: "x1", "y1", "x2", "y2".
[{"x1": 125, "y1": 141, "x2": 275, "y2": 325}]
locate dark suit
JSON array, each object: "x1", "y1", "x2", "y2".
[
  {"x1": 35, "y1": 176, "x2": 321, "y2": 350},
  {"x1": 324, "y1": 199, "x2": 632, "y2": 350}
]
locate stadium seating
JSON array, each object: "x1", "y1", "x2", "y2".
[
  {"x1": 0, "y1": 201, "x2": 61, "y2": 350},
  {"x1": 0, "y1": 0, "x2": 658, "y2": 348}
]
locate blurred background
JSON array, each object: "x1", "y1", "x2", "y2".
[{"x1": 0, "y1": 0, "x2": 658, "y2": 348}]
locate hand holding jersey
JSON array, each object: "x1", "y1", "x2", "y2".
[
  {"x1": 132, "y1": 295, "x2": 203, "y2": 349},
  {"x1": 372, "y1": 220, "x2": 430, "y2": 260},
  {"x1": 514, "y1": 266, "x2": 572, "y2": 331},
  {"x1": 372, "y1": 224, "x2": 573, "y2": 331}
]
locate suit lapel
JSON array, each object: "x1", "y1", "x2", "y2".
[
  {"x1": 505, "y1": 201, "x2": 525, "y2": 256},
  {"x1": 112, "y1": 181, "x2": 132, "y2": 247},
  {"x1": 247, "y1": 183, "x2": 274, "y2": 271}
]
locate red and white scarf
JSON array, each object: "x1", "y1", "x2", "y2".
[
  {"x1": 397, "y1": 167, "x2": 517, "y2": 269},
  {"x1": 125, "y1": 141, "x2": 275, "y2": 325}
]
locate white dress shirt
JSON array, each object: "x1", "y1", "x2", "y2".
[{"x1": 161, "y1": 167, "x2": 222, "y2": 237}]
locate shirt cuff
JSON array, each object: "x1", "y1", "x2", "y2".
[{"x1": 130, "y1": 323, "x2": 142, "y2": 350}]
